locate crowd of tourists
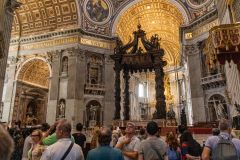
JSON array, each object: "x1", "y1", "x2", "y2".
[{"x1": 0, "y1": 118, "x2": 240, "y2": 160}]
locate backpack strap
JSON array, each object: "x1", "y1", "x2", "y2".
[{"x1": 61, "y1": 142, "x2": 74, "y2": 160}]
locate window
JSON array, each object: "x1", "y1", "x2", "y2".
[{"x1": 138, "y1": 83, "x2": 144, "y2": 97}]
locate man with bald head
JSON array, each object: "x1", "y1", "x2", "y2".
[
  {"x1": 41, "y1": 121, "x2": 84, "y2": 160},
  {"x1": 87, "y1": 127, "x2": 124, "y2": 160}
]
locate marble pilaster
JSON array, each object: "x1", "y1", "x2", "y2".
[{"x1": 185, "y1": 44, "x2": 206, "y2": 123}]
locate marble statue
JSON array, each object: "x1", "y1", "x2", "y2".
[
  {"x1": 59, "y1": 100, "x2": 65, "y2": 117},
  {"x1": 215, "y1": 103, "x2": 227, "y2": 119},
  {"x1": 90, "y1": 105, "x2": 97, "y2": 120}
]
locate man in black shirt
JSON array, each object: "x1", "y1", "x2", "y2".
[{"x1": 72, "y1": 123, "x2": 87, "y2": 156}]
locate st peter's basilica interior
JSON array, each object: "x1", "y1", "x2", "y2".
[{"x1": 0, "y1": 0, "x2": 240, "y2": 131}]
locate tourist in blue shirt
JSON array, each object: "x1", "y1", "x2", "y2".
[{"x1": 87, "y1": 127, "x2": 124, "y2": 160}]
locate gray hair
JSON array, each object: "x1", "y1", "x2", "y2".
[
  {"x1": 0, "y1": 125, "x2": 14, "y2": 160},
  {"x1": 57, "y1": 121, "x2": 72, "y2": 135},
  {"x1": 219, "y1": 119, "x2": 231, "y2": 131}
]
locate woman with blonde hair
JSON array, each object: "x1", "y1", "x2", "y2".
[
  {"x1": 28, "y1": 129, "x2": 45, "y2": 160},
  {"x1": 166, "y1": 132, "x2": 181, "y2": 160}
]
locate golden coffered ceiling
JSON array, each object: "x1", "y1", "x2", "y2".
[
  {"x1": 12, "y1": 0, "x2": 78, "y2": 37},
  {"x1": 17, "y1": 59, "x2": 50, "y2": 88},
  {"x1": 115, "y1": 0, "x2": 184, "y2": 67}
]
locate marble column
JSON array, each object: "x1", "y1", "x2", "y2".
[
  {"x1": 2, "y1": 57, "x2": 17, "y2": 123},
  {"x1": 0, "y1": 0, "x2": 20, "y2": 103}
]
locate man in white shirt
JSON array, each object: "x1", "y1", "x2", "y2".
[
  {"x1": 115, "y1": 122, "x2": 141, "y2": 160},
  {"x1": 41, "y1": 121, "x2": 84, "y2": 160}
]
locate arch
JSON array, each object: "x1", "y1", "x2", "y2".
[
  {"x1": 111, "y1": 0, "x2": 190, "y2": 36},
  {"x1": 85, "y1": 100, "x2": 102, "y2": 127},
  {"x1": 16, "y1": 57, "x2": 51, "y2": 88},
  {"x1": 61, "y1": 56, "x2": 68, "y2": 73},
  {"x1": 111, "y1": 0, "x2": 189, "y2": 68},
  {"x1": 207, "y1": 94, "x2": 229, "y2": 121}
]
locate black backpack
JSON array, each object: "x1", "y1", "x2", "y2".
[{"x1": 212, "y1": 136, "x2": 239, "y2": 160}]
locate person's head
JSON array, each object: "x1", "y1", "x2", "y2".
[
  {"x1": 219, "y1": 119, "x2": 232, "y2": 133},
  {"x1": 166, "y1": 132, "x2": 179, "y2": 150},
  {"x1": 98, "y1": 127, "x2": 112, "y2": 146},
  {"x1": 212, "y1": 128, "x2": 220, "y2": 136},
  {"x1": 125, "y1": 122, "x2": 136, "y2": 135},
  {"x1": 76, "y1": 123, "x2": 83, "y2": 132},
  {"x1": 181, "y1": 131, "x2": 194, "y2": 142},
  {"x1": 31, "y1": 129, "x2": 42, "y2": 144},
  {"x1": 178, "y1": 125, "x2": 187, "y2": 134},
  {"x1": 56, "y1": 121, "x2": 72, "y2": 139},
  {"x1": 146, "y1": 121, "x2": 159, "y2": 136},
  {"x1": 0, "y1": 125, "x2": 14, "y2": 160},
  {"x1": 41, "y1": 123, "x2": 50, "y2": 132}
]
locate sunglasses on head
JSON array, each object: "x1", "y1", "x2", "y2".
[{"x1": 31, "y1": 134, "x2": 40, "y2": 137}]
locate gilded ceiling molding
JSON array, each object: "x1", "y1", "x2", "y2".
[
  {"x1": 16, "y1": 56, "x2": 52, "y2": 87},
  {"x1": 112, "y1": 0, "x2": 184, "y2": 67},
  {"x1": 11, "y1": 0, "x2": 79, "y2": 38},
  {"x1": 111, "y1": 0, "x2": 190, "y2": 35}
]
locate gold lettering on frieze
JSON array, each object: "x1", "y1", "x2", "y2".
[
  {"x1": 191, "y1": 19, "x2": 219, "y2": 39},
  {"x1": 185, "y1": 19, "x2": 219, "y2": 40},
  {"x1": 19, "y1": 37, "x2": 79, "y2": 51},
  {"x1": 80, "y1": 38, "x2": 114, "y2": 49}
]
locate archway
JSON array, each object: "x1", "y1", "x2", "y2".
[
  {"x1": 12, "y1": 58, "x2": 50, "y2": 126},
  {"x1": 208, "y1": 94, "x2": 229, "y2": 122},
  {"x1": 85, "y1": 100, "x2": 102, "y2": 128},
  {"x1": 111, "y1": 0, "x2": 186, "y2": 121}
]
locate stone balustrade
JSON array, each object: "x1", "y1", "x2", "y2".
[
  {"x1": 84, "y1": 83, "x2": 105, "y2": 96},
  {"x1": 201, "y1": 73, "x2": 226, "y2": 90}
]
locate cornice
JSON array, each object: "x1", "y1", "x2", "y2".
[
  {"x1": 181, "y1": 9, "x2": 218, "y2": 31},
  {"x1": 10, "y1": 28, "x2": 115, "y2": 45}
]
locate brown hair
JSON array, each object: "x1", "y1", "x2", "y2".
[{"x1": 166, "y1": 132, "x2": 180, "y2": 151}]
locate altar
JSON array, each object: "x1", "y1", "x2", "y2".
[{"x1": 110, "y1": 24, "x2": 167, "y2": 121}]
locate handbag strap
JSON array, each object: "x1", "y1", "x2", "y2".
[{"x1": 61, "y1": 142, "x2": 74, "y2": 160}]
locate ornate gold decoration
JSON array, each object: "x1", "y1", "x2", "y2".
[
  {"x1": 115, "y1": 0, "x2": 184, "y2": 67},
  {"x1": 164, "y1": 76, "x2": 173, "y2": 102},
  {"x1": 9, "y1": 36, "x2": 114, "y2": 51},
  {"x1": 185, "y1": 19, "x2": 219, "y2": 40},
  {"x1": 11, "y1": 0, "x2": 78, "y2": 37},
  {"x1": 17, "y1": 58, "x2": 50, "y2": 88},
  {"x1": 80, "y1": 37, "x2": 114, "y2": 49},
  {"x1": 205, "y1": 23, "x2": 240, "y2": 66}
]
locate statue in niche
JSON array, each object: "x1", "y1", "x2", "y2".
[
  {"x1": 89, "y1": 105, "x2": 97, "y2": 120},
  {"x1": 62, "y1": 57, "x2": 68, "y2": 73},
  {"x1": 58, "y1": 99, "x2": 66, "y2": 118},
  {"x1": 215, "y1": 103, "x2": 227, "y2": 119}
]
